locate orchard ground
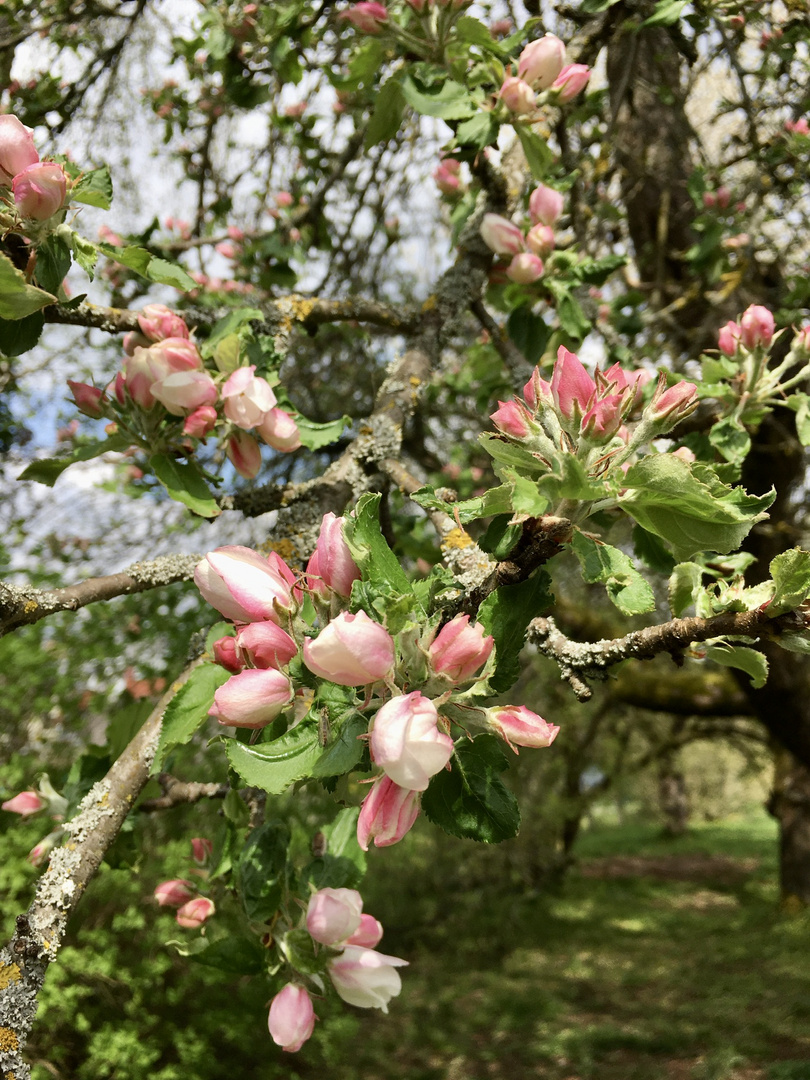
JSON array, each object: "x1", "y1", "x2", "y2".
[{"x1": 3, "y1": 798, "x2": 809, "y2": 1080}]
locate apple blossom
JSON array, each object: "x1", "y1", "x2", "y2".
[
  {"x1": 226, "y1": 431, "x2": 263, "y2": 478},
  {"x1": 2, "y1": 791, "x2": 46, "y2": 816},
  {"x1": 506, "y1": 252, "x2": 544, "y2": 283},
  {"x1": 357, "y1": 775, "x2": 421, "y2": 851},
  {"x1": 191, "y1": 838, "x2": 213, "y2": 864},
  {"x1": 491, "y1": 399, "x2": 533, "y2": 438},
  {"x1": 208, "y1": 667, "x2": 293, "y2": 728},
  {"x1": 339, "y1": 3, "x2": 388, "y2": 33},
  {"x1": 221, "y1": 365, "x2": 278, "y2": 429},
  {"x1": 428, "y1": 614, "x2": 493, "y2": 683},
  {"x1": 479, "y1": 214, "x2": 525, "y2": 256},
  {"x1": 0, "y1": 114, "x2": 38, "y2": 184},
  {"x1": 370, "y1": 692, "x2": 454, "y2": 791},
  {"x1": 13, "y1": 161, "x2": 68, "y2": 220},
  {"x1": 718, "y1": 320, "x2": 742, "y2": 356},
  {"x1": 433, "y1": 158, "x2": 463, "y2": 196},
  {"x1": 550, "y1": 63, "x2": 590, "y2": 102},
  {"x1": 137, "y1": 303, "x2": 190, "y2": 342},
  {"x1": 258, "y1": 407, "x2": 302, "y2": 452},
  {"x1": 485, "y1": 705, "x2": 560, "y2": 751},
  {"x1": 176, "y1": 896, "x2": 215, "y2": 928},
  {"x1": 347, "y1": 914, "x2": 384, "y2": 948},
  {"x1": 526, "y1": 223, "x2": 555, "y2": 258},
  {"x1": 529, "y1": 184, "x2": 564, "y2": 226},
  {"x1": 154, "y1": 879, "x2": 196, "y2": 907},
  {"x1": 151, "y1": 370, "x2": 218, "y2": 415},
  {"x1": 648, "y1": 378, "x2": 698, "y2": 424},
  {"x1": 740, "y1": 304, "x2": 775, "y2": 349},
  {"x1": 183, "y1": 404, "x2": 218, "y2": 438},
  {"x1": 195, "y1": 545, "x2": 299, "y2": 624},
  {"x1": 518, "y1": 34, "x2": 565, "y2": 90},
  {"x1": 551, "y1": 346, "x2": 596, "y2": 422},
  {"x1": 212, "y1": 635, "x2": 243, "y2": 673},
  {"x1": 499, "y1": 76, "x2": 536, "y2": 114},
  {"x1": 67, "y1": 381, "x2": 105, "y2": 418},
  {"x1": 236, "y1": 621, "x2": 298, "y2": 669},
  {"x1": 306, "y1": 887, "x2": 363, "y2": 945},
  {"x1": 580, "y1": 393, "x2": 625, "y2": 443},
  {"x1": 328, "y1": 945, "x2": 408, "y2": 1012},
  {"x1": 268, "y1": 984, "x2": 316, "y2": 1052},
  {"x1": 303, "y1": 610, "x2": 395, "y2": 685}
]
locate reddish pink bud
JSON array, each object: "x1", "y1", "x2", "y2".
[
  {"x1": 718, "y1": 320, "x2": 742, "y2": 356},
  {"x1": 2, "y1": 791, "x2": 46, "y2": 816},
  {"x1": 137, "y1": 303, "x2": 190, "y2": 342},
  {"x1": 499, "y1": 76, "x2": 536, "y2": 114},
  {"x1": 358, "y1": 775, "x2": 421, "y2": 851},
  {"x1": 13, "y1": 161, "x2": 68, "y2": 220},
  {"x1": 28, "y1": 829, "x2": 64, "y2": 866},
  {"x1": 328, "y1": 945, "x2": 408, "y2": 1011},
  {"x1": 236, "y1": 621, "x2": 298, "y2": 669},
  {"x1": 151, "y1": 370, "x2": 218, "y2": 415},
  {"x1": 486, "y1": 705, "x2": 559, "y2": 752},
  {"x1": 67, "y1": 380, "x2": 105, "y2": 418},
  {"x1": 339, "y1": 2, "x2": 389, "y2": 33},
  {"x1": 786, "y1": 118, "x2": 810, "y2": 136},
  {"x1": 306, "y1": 887, "x2": 363, "y2": 945},
  {"x1": 580, "y1": 393, "x2": 624, "y2": 442},
  {"x1": 149, "y1": 337, "x2": 202, "y2": 372},
  {"x1": 122, "y1": 346, "x2": 173, "y2": 409},
  {"x1": 433, "y1": 158, "x2": 463, "y2": 196},
  {"x1": 176, "y1": 896, "x2": 215, "y2": 928},
  {"x1": 479, "y1": 213, "x2": 525, "y2": 256},
  {"x1": 370, "y1": 692, "x2": 454, "y2": 791},
  {"x1": 551, "y1": 345, "x2": 596, "y2": 421},
  {"x1": 306, "y1": 512, "x2": 361, "y2": 598},
  {"x1": 195, "y1": 545, "x2": 299, "y2": 624},
  {"x1": 191, "y1": 837, "x2": 213, "y2": 865},
  {"x1": 428, "y1": 614, "x2": 493, "y2": 683},
  {"x1": 550, "y1": 63, "x2": 590, "y2": 102},
  {"x1": 702, "y1": 192, "x2": 716, "y2": 209},
  {"x1": 347, "y1": 913, "x2": 384, "y2": 948},
  {"x1": 518, "y1": 34, "x2": 565, "y2": 90},
  {"x1": 226, "y1": 430, "x2": 262, "y2": 478},
  {"x1": 526, "y1": 223, "x2": 555, "y2": 258},
  {"x1": 304, "y1": 610, "x2": 395, "y2": 686},
  {"x1": 649, "y1": 378, "x2": 698, "y2": 423},
  {"x1": 739, "y1": 304, "x2": 775, "y2": 349},
  {"x1": 222, "y1": 365, "x2": 277, "y2": 429},
  {"x1": 716, "y1": 185, "x2": 731, "y2": 209},
  {"x1": 154, "y1": 879, "x2": 196, "y2": 907},
  {"x1": 212, "y1": 635, "x2": 243, "y2": 673},
  {"x1": 183, "y1": 404, "x2": 218, "y2": 438},
  {"x1": 257, "y1": 407, "x2": 302, "y2": 452},
  {"x1": 491, "y1": 398, "x2": 533, "y2": 438},
  {"x1": 0, "y1": 115, "x2": 38, "y2": 185},
  {"x1": 268, "y1": 984, "x2": 316, "y2": 1053},
  {"x1": 793, "y1": 325, "x2": 810, "y2": 357},
  {"x1": 523, "y1": 368, "x2": 552, "y2": 411},
  {"x1": 506, "y1": 251, "x2": 544, "y2": 283},
  {"x1": 209, "y1": 667, "x2": 293, "y2": 727}
]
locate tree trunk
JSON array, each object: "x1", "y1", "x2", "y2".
[
  {"x1": 768, "y1": 748, "x2": 810, "y2": 908},
  {"x1": 657, "y1": 754, "x2": 690, "y2": 837}
]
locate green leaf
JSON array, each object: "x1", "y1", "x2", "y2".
[
  {"x1": 226, "y1": 722, "x2": 322, "y2": 794},
  {"x1": 506, "y1": 305, "x2": 550, "y2": 365},
  {"x1": 669, "y1": 562, "x2": 703, "y2": 617},
  {"x1": 632, "y1": 525, "x2": 676, "y2": 574},
  {"x1": 186, "y1": 935, "x2": 266, "y2": 975},
  {"x1": 0, "y1": 310, "x2": 45, "y2": 357},
  {"x1": 0, "y1": 252, "x2": 55, "y2": 319},
  {"x1": 422, "y1": 735, "x2": 520, "y2": 843},
  {"x1": 454, "y1": 14, "x2": 502, "y2": 51},
  {"x1": 571, "y1": 532, "x2": 656, "y2": 616},
  {"x1": 478, "y1": 570, "x2": 553, "y2": 693},
  {"x1": 343, "y1": 492, "x2": 413, "y2": 595},
  {"x1": 301, "y1": 806, "x2": 366, "y2": 891},
  {"x1": 205, "y1": 621, "x2": 234, "y2": 653},
  {"x1": 411, "y1": 482, "x2": 513, "y2": 525},
  {"x1": 479, "y1": 515, "x2": 523, "y2": 559},
  {"x1": 18, "y1": 435, "x2": 130, "y2": 486},
  {"x1": 70, "y1": 231, "x2": 98, "y2": 278},
  {"x1": 535, "y1": 455, "x2": 606, "y2": 505},
  {"x1": 146, "y1": 257, "x2": 195, "y2": 290},
  {"x1": 769, "y1": 549, "x2": 810, "y2": 616},
  {"x1": 35, "y1": 235, "x2": 72, "y2": 295},
  {"x1": 703, "y1": 642, "x2": 768, "y2": 688},
  {"x1": 640, "y1": 0, "x2": 688, "y2": 27},
  {"x1": 71, "y1": 165, "x2": 113, "y2": 209},
  {"x1": 295, "y1": 413, "x2": 348, "y2": 451},
  {"x1": 786, "y1": 393, "x2": 810, "y2": 447},
  {"x1": 151, "y1": 663, "x2": 231, "y2": 774},
  {"x1": 201, "y1": 307, "x2": 263, "y2": 359},
  {"x1": 311, "y1": 712, "x2": 367, "y2": 777},
  {"x1": 619, "y1": 456, "x2": 773, "y2": 560},
  {"x1": 515, "y1": 124, "x2": 552, "y2": 179},
  {"x1": 479, "y1": 432, "x2": 549, "y2": 475},
  {"x1": 150, "y1": 454, "x2": 221, "y2": 518},
  {"x1": 237, "y1": 820, "x2": 290, "y2": 924},
  {"x1": 365, "y1": 75, "x2": 406, "y2": 147},
  {"x1": 455, "y1": 112, "x2": 498, "y2": 150},
  {"x1": 709, "y1": 416, "x2": 750, "y2": 467},
  {"x1": 573, "y1": 254, "x2": 627, "y2": 286},
  {"x1": 401, "y1": 75, "x2": 478, "y2": 120},
  {"x1": 98, "y1": 243, "x2": 194, "y2": 290},
  {"x1": 544, "y1": 279, "x2": 590, "y2": 339}
]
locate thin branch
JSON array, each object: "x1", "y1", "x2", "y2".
[{"x1": 139, "y1": 773, "x2": 228, "y2": 812}]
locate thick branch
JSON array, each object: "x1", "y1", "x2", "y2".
[
  {"x1": 0, "y1": 661, "x2": 201, "y2": 1079},
  {"x1": 0, "y1": 554, "x2": 200, "y2": 638}
]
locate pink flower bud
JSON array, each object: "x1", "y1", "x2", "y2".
[
  {"x1": 67, "y1": 380, "x2": 105, "y2": 418},
  {"x1": 357, "y1": 775, "x2": 421, "y2": 850},
  {"x1": 491, "y1": 398, "x2": 533, "y2": 438},
  {"x1": 792, "y1": 325, "x2": 810, "y2": 358},
  {"x1": 328, "y1": 945, "x2": 408, "y2": 1012},
  {"x1": 370, "y1": 692, "x2": 454, "y2": 791},
  {"x1": 13, "y1": 161, "x2": 67, "y2": 220},
  {"x1": 306, "y1": 512, "x2": 361, "y2": 598},
  {"x1": 551, "y1": 345, "x2": 596, "y2": 421},
  {"x1": 212, "y1": 635, "x2": 243, "y2": 673},
  {"x1": 523, "y1": 368, "x2": 552, "y2": 411},
  {"x1": 137, "y1": 303, "x2": 190, "y2": 342},
  {"x1": 195, "y1": 545, "x2": 299, "y2": 624},
  {"x1": 526, "y1": 223, "x2": 555, "y2": 258},
  {"x1": 479, "y1": 213, "x2": 525, "y2": 256},
  {"x1": 486, "y1": 705, "x2": 560, "y2": 752},
  {"x1": 648, "y1": 378, "x2": 699, "y2": 424},
  {"x1": 226, "y1": 430, "x2": 263, "y2": 478},
  {"x1": 303, "y1": 610, "x2": 395, "y2": 686},
  {"x1": 28, "y1": 829, "x2": 64, "y2": 866},
  {"x1": 2, "y1": 791, "x2": 46, "y2": 816},
  {"x1": 176, "y1": 896, "x2": 215, "y2": 928},
  {"x1": 346, "y1": 913, "x2": 384, "y2": 948},
  {"x1": 222, "y1": 365, "x2": 277, "y2": 429},
  {"x1": 499, "y1": 76, "x2": 536, "y2": 115},
  {"x1": 702, "y1": 192, "x2": 716, "y2": 209},
  {"x1": 123, "y1": 331, "x2": 150, "y2": 356},
  {"x1": 339, "y1": 2, "x2": 389, "y2": 33},
  {"x1": 428, "y1": 614, "x2": 493, "y2": 683},
  {"x1": 257, "y1": 407, "x2": 302, "y2": 452},
  {"x1": 716, "y1": 185, "x2": 731, "y2": 209},
  {"x1": 191, "y1": 837, "x2": 213, "y2": 864},
  {"x1": 122, "y1": 346, "x2": 172, "y2": 409},
  {"x1": 739, "y1": 304, "x2": 775, "y2": 349},
  {"x1": 529, "y1": 183, "x2": 564, "y2": 226},
  {"x1": 149, "y1": 338, "x2": 203, "y2": 371},
  {"x1": 580, "y1": 393, "x2": 625, "y2": 443},
  {"x1": 506, "y1": 251, "x2": 544, "y2": 283},
  {"x1": 433, "y1": 158, "x2": 463, "y2": 197},
  {"x1": 518, "y1": 34, "x2": 565, "y2": 90},
  {"x1": 550, "y1": 63, "x2": 590, "y2": 102},
  {"x1": 718, "y1": 320, "x2": 742, "y2": 356},
  {"x1": 268, "y1": 984, "x2": 316, "y2": 1053},
  {"x1": 209, "y1": 667, "x2": 293, "y2": 728},
  {"x1": 0, "y1": 115, "x2": 39, "y2": 185},
  {"x1": 154, "y1": 879, "x2": 196, "y2": 907},
  {"x1": 151, "y1": 370, "x2": 218, "y2": 415},
  {"x1": 183, "y1": 404, "x2": 218, "y2": 438},
  {"x1": 236, "y1": 621, "x2": 298, "y2": 669},
  {"x1": 306, "y1": 887, "x2": 363, "y2": 945}
]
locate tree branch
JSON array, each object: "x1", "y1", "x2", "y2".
[{"x1": 138, "y1": 773, "x2": 228, "y2": 812}]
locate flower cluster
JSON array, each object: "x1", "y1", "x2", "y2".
[
  {"x1": 0, "y1": 115, "x2": 68, "y2": 222},
  {"x1": 499, "y1": 34, "x2": 590, "y2": 117},
  {"x1": 718, "y1": 304, "x2": 775, "y2": 355},
  {"x1": 479, "y1": 183, "x2": 564, "y2": 284},
  {"x1": 67, "y1": 303, "x2": 301, "y2": 478},
  {"x1": 2, "y1": 777, "x2": 70, "y2": 866},
  {"x1": 153, "y1": 837, "x2": 216, "y2": 929}
]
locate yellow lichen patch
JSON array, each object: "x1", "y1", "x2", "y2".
[
  {"x1": 265, "y1": 538, "x2": 295, "y2": 562},
  {"x1": 442, "y1": 528, "x2": 474, "y2": 551},
  {"x1": 97, "y1": 791, "x2": 109, "y2": 809},
  {"x1": 409, "y1": 376, "x2": 421, "y2": 388},
  {"x1": 23, "y1": 600, "x2": 39, "y2": 614},
  {"x1": 0, "y1": 1028, "x2": 19, "y2": 1053},
  {"x1": 0, "y1": 964, "x2": 21, "y2": 990},
  {"x1": 421, "y1": 295, "x2": 437, "y2": 312},
  {"x1": 290, "y1": 296, "x2": 316, "y2": 321}
]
